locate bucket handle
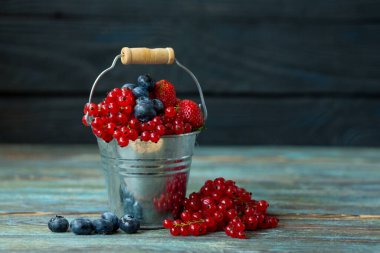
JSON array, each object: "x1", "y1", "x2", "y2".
[{"x1": 85, "y1": 47, "x2": 208, "y2": 125}]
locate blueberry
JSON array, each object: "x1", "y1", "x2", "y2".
[
  {"x1": 134, "y1": 103, "x2": 156, "y2": 122},
  {"x1": 152, "y1": 99, "x2": 164, "y2": 113},
  {"x1": 132, "y1": 202, "x2": 143, "y2": 220},
  {"x1": 122, "y1": 83, "x2": 136, "y2": 90},
  {"x1": 48, "y1": 215, "x2": 69, "y2": 233},
  {"x1": 92, "y1": 219, "x2": 114, "y2": 234},
  {"x1": 101, "y1": 212, "x2": 119, "y2": 232},
  {"x1": 70, "y1": 218, "x2": 94, "y2": 235},
  {"x1": 137, "y1": 74, "x2": 155, "y2": 91},
  {"x1": 132, "y1": 86, "x2": 149, "y2": 98},
  {"x1": 136, "y1": 96, "x2": 152, "y2": 106},
  {"x1": 119, "y1": 214, "x2": 140, "y2": 234}
]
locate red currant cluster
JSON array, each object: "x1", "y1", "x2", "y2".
[
  {"x1": 82, "y1": 87, "x2": 194, "y2": 147},
  {"x1": 163, "y1": 177, "x2": 279, "y2": 239}
]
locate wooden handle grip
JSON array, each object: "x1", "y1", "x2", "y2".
[{"x1": 120, "y1": 47, "x2": 175, "y2": 65}]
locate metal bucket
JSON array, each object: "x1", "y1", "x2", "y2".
[
  {"x1": 98, "y1": 131, "x2": 199, "y2": 228},
  {"x1": 85, "y1": 48, "x2": 208, "y2": 229}
]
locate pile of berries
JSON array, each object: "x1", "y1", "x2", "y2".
[
  {"x1": 82, "y1": 74, "x2": 205, "y2": 147},
  {"x1": 48, "y1": 212, "x2": 140, "y2": 235},
  {"x1": 163, "y1": 177, "x2": 279, "y2": 239}
]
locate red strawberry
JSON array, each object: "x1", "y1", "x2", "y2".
[
  {"x1": 178, "y1": 99, "x2": 204, "y2": 129},
  {"x1": 154, "y1": 80, "x2": 177, "y2": 108}
]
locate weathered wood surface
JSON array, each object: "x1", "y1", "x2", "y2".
[
  {"x1": 0, "y1": 145, "x2": 379, "y2": 252},
  {"x1": 1, "y1": 1, "x2": 380, "y2": 145},
  {"x1": 2, "y1": 97, "x2": 380, "y2": 146},
  {"x1": 1, "y1": 2, "x2": 380, "y2": 94}
]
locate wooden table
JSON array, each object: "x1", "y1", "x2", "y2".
[{"x1": 1, "y1": 145, "x2": 379, "y2": 252}]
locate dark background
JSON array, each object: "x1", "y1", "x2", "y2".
[{"x1": 1, "y1": 0, "x2": 380, "y2": 146}]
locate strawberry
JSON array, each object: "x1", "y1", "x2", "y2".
[
  {"x1": 178, "y1": 99, "x2": 204, "y2": 129},
  {"x1": 154, "y1": 80, "x2": 177, "y2": 108},
  {"x1": 175, "y1": 98, "x2": 182, "y2": 106}
]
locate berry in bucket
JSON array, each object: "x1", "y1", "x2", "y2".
[{"x1": 82, "y1": 47, "x2": 207, "y2": 228}]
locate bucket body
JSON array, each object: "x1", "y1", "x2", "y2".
[{"x1": 97, "y1": 131, "x2": 198, "y2": 229}]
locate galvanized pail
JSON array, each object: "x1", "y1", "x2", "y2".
[
  {"x1": 85, "y1": 47, "x2": 208, "y2": 228},
  {"x1": 98, "y1": 131, "x2": 199, "y2": 228}
]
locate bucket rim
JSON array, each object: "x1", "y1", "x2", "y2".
[
  {"x1": 158, "y1": 131, "x2": 200, "y2": 139},
  {"x1": 96, "y1": 131, "x2": 200, "y2": 144}
]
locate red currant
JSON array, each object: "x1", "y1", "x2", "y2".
[
  {"x1": 113, "y1": 129, "x2": 123, "y2": 139},
  {"x1": 191, "y1": 212, "x2": 203, "y2": 220},
  {"x1": 92, "y1": 127, "x2": 102, "y2": 138},
  {"x1": 165, "y1": 106, "x2": 176, "y2": 118},
  {"x1": 82, "y1": 115, "x2": 89, "y2": 126},
  {"x1": 123, "y1": 105, "x2": 133, "y2": 115},
  {"x1": 102, "y1": 133, "x2": 113, "y2": 143},
  {"x1": 108, "y1": 102, "x2": 119, "y2": 114},
  {"x1": 226, "y1": 209, "x2": 238, "y2": 220},
  {"x1": 184, "y1": 123, "x2": 192, "y2": 133},
  {"x1": 163, "y1": 219, "x2": 173, "y2": 229},
  {"x1": 237, "y1": 230, "x2": 246, "y2": 239},
  {"x1": 91, "y1": 117, "x2": 105, "y2": 128},
  {"x1": 129, "y1": 118, "x2": 140, "y2": 130},
  {"x1": 202, "y1": 203, "x2": 217, "y2": 215},
  {"x1": 188, "y1": 199, "x2": 201, "y2": 211},
  {"x1": 164, "y1": 123, "x2": 174, "y2": 135},
  {"x1": 235, "y1": 221, "x2": 245, "y2": 232},
  {"x1": 120, "y1": 126, "x2": 129, "y2": 135},
  {"x1": 140, "y1": 131, "x2": 150, "y2": 142},
  {"x1": 217, "y1": 203, "x2": 228, "y2": 213},
  {"x1": 211, "y1": 191, "x2": 222, "y2": 201},
  {"x1": 155, "y1": 176, "x2": 279, "y2": 238},
  {"x1": 180, "y1": 210, "x2": 192, "y2": 222},
  {"x1": 174, "y1": 124, "x2": 184, "y2": 134},
  {"x1": 225, "y1": 224, "x2": 234, "y2": 236},
  {"x1": 170, "y1": 226, "x2": 180, "y2": 236},
  {"x1": 105, "y1": 122, "x2": 116, "y2": 135},
  {"x1": 200, "y1": 185, "x2": 214, "y2": 196},
  {"x1": 85, "y1": 103, "x2": 98, "y2": 116},
  {"x1": 155, "y1": 125, "x2": 166, "y2": 136},
  {"x1": 128, "y1": 129, "x2": 138, "y2": 141},
  {"x1": 244, "y1": 215, "x2": 258, "y2": 230},
  {"x1": 189, "y1": 223, "x2": 200, "y2": 236},
  {"x1": 118, "y1": 96, "x2": 129, "y2": 107},
  {"x1": 199, "y1": 222, "x2": 207, "y2": 235},
  {"x1": 204, "y1": 217, "x2": 217, "y2": 232},
  {"x1": 257, "y1": 200, "x2": 269, "y2": 213},
  {"x1": 189, "y1": 192, "x2": 200, "y2": 201},
  {"x1": 220, "y1": 197, "x2": 234, "y2": 209},
  {"x1": 225, "y1": 186, "x2": 238, "y2": 198},
  {"x1": 180, "y1": 226, "x2": 189, "y2": 236},
  {"x1": 213, "y1": 210, "x2": 224, "y2": 223},
  {"x1": 98, "y1": 103, "x2": 109, "y2": 116},
  {"x1": 117, "y1": 136, "x2": 129, "y2": 147},
  {"x1": 116, "y1": 113, "x2": 128, "y2": 125},
  {"x1": 108, "y1": 113, "x2": 118, "y2": 123},
  {"x1": 150, "y1": 132, "x2": 160, "y2": 143},
  {"x1": 152, "y1": 116, "x2": 162, "y2": 125}
]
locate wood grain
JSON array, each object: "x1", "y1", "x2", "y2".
[
  {"x1": 1, "y1": 145, "x2": 380, "y2": 215},
  {"x1": 1, "y1": 0, "x2": 380, "y2": 19},
  {"x1": 0, "y1": 145, "x2": 379, "y2": 252},
  {"x1": 2, "y1": 97, "x2": 380, "y2": 146},
  {"x1": 0, "y1": 215, "x2": 379, "y2": 252},
  {"x1": 0, "y1": 1, "x2": 380, "y2": 94}
]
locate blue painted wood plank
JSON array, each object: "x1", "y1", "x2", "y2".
[{"x1": 0, "y1": 145, "x2": 379, "y2": 252}]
